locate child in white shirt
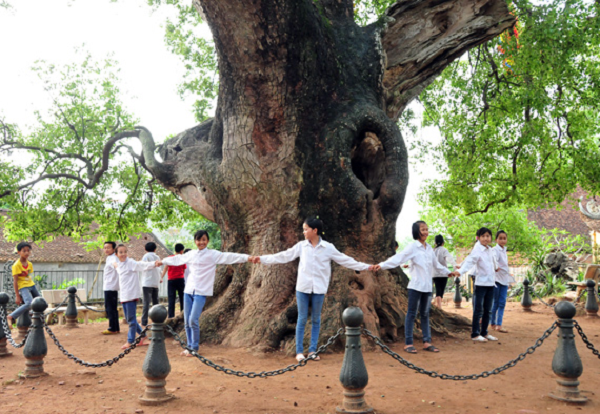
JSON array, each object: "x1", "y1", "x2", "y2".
[
  {"x1": 491, "y1": 230, "x2": 514, "y2": 333},
  {"x1": 113, "y1": 244, "x2": 158, "y2": 349},
  {"x1": 373, "y1": 221, "x2": 458, "y2": 353},
  {"x1": 249, "y1": 218, "x2": 372, "y2": 362},
  {"x1": 141, "y1": 242, "x2": 161, "y2": 327},
  {"x1": 156, "y1": 231, "x2": 249, "y2": 356},
  {"x1": 458, "y1": 227, "x2": 499, "y2": 342}
]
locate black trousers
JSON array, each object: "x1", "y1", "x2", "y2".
[
  {"x1": 104, "y1": 290, "x2": 120, "y2": 333},
  {"x1": 141, "y1": 287, "x2": 159, "y2": 326},
  {"x1": 472, "y1": 285, "x2": 495, "y2": 338},
  {"x1": 167, "y1": 278, "x2": 185, "y2": 318}
]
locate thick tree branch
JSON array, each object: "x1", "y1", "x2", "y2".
[{"x1": 381, "y1": 0, "x2": 515, "y2": 120}]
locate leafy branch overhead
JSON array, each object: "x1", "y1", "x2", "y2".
[
  {"x1": 417, "y1": 0, "x2": 600, "y2": 214},
  {"x1": 0, "y1": 53, "x2": 196, "y2": 242}
]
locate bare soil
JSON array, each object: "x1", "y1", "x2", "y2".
[{"x1": 1, "y1": 301, "x2": 599, "y2": 414}]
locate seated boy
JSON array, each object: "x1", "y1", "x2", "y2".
[{"x1": 6, "y1": 242, "x2": 40, "y2": 328}]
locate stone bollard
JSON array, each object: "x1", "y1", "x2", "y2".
[
  {"x1": 21, "y1": 297, "x2": 49, "y2": 378},
  {"x1": 337, "y1": 307, "x2": 373, "y2": 414},
  {"x1": 65, "y1": 286, "x2": 79, "y2": 328},
  {"x1": 0, "y1": 292, "x2": 13, "y2": 357},
  {"x1": 584, "y1": 280, "x2": 599, "y2": 318},
  {"x1": 521, "y1": 279, "x2": 533, "y2": 312},
  {"x1": 453, "y1": 277, "x2": 462, "y2": 309},
  {"x1": 139, "y1": 304, "x2": 174, "y2": 405},
  {"x1": 17, "y1": 307, "x2": 32, "y2": 340},
  {"x1": 548, "y1": 301, "x2": 587, "y2": 403}
]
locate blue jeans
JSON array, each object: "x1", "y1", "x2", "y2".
[
  {"x1": 9, "y1": 285, "x2": 40, "y2": 320},
  {"x1": 405, "y1": 289, "x2": 432, "y2": 346},
  {"x1": 122, "y1": 301, "x2": 142, "y2": 344},
  {"x1": 472, "y1": 285, "x2": 495, "y2": 338},
  {"x1": 296, "y1": 291, "x2": 325, "y2": 355},
  {"x1": 184, "y1": 293, "x2": 207, "y2": 351},
  {"x1": 491, "y1": 283, "x2": 508, "y2": 326}
]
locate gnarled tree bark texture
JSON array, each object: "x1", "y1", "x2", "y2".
[{"x1": 145, "y1": 0, "x2": 514, "y2": 351}]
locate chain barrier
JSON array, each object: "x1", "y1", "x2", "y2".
[
  {"x1": 362, "y1": 322, "x2": 558, "y2": 380},
  {"x1": 74, "y1": 294, "x2": 105, "y2": 313},
  {"x1": 167, "y1": 325, "x2": 343, "y2": 378},
  {"x1": 44, "y1": 322, "x2": 149, "y2": 367},
  {"x1": 573, "y1": 321, "x2": 600, "y2": 360},
  {"x1": 529, "y1": 288, "x2": 556, "y2": 308},
  {"x1": 507, "y1": 286, "x2": 523, "y2": 299},
  {"x1": 44, "y1": 296, "x2": 70, "y2": 316},
  {"x1": 0, "y1": 305, "x2": 31, "y2": 348}
]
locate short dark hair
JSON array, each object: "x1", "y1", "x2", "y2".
[
  {"x1": 434, "y1": 235, "x2": 445, "y2": 248},
  {"x1": 304, "y1": 217, "x2": 324, "y2": 236},
  {"x1": 104, "y1": 241, "x2": 116, "y2": 249},
  {"x1": 496, "y1": 230, "x2": 507, "y2": 240},
  {"x1": 174, "y1": 243, "x2": 185, "y2": 253},
  {"x1": 393, "y1": 241, "x2": 399, "y2": 250},
  {"x1": 194, "y1": 230, "x2": 210, "y2": 242},
  {"x1": 116, "y1": 244, "x2": 127, "y2": 253},
  {"x1": 184, "y1": 248, "x2": 192, "y2": 253},
  {"x1": 17, "y1": 242, "x2": 32, "y2": 252},
  {"x1": 411, "y1": 221, "x2": 427, "y2": 240},
  {"x1": 476, "y1": 227, "x2": 493, "y2": 238},
  {"x1": 145, "y1": 242, "x2": 157, "y2": 252}
]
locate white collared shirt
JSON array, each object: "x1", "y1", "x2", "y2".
[
  {"x1": 115, "y1": 258, "x2": 157, "y2": 302},
  {"x1": 259, "y1": 239, "x2": 370, "y2": 295},
  {"x1": 103, "y1": 254, "x2": 119, "y2": 291},
  {"x1": 162, "y1": 249, "x2": 249, "y2": 296},
  {"x1": 493, "y1": 244, "x2": 514, "y2": 286},
  {"x1": 433, "y1": 246, "x2": 456, "y2": 278},
  {"x1": 141, "y1": 252, "x2": 161, "y2": 288},
  {"x1": 379, "y1": 241, "x2": 450, "y2": 293},
  {"x1": 459, "y1": 241, "x2": 498, "y2": 286}
]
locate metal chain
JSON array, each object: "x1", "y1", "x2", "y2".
[
  {"x1": 0, "y1": 305, "x2": 31, "y2": 348},
  {"x1": 362, "y1": 322, "x2": 558, "y2": 380},
  {"x1": 74, "y1": 294, "x2": 105, "y2": 313},
  {"x1": 507, "y1": 286, "x2": 523, "y2": 299},
  {"x1": 529, "y1": 288, "x2": 556, "y2": 308},
  {"x1": 44, "y1": 322, "x2": 149, "y2": 368},
  {"x1": 573, "y1": 321, "x2": 600, "y2": 359},
  {"x1": 44, "y1": 296, "x2": 70, "y2": 316},
  {"x1": 167, "y1": 325, "x2": 343, "y2": 378}
]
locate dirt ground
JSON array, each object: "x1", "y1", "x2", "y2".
[{"x1": 1, "y1": 301, "x2": 599, "y2": 414}]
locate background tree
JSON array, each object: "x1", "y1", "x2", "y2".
[
  {"x1": 417, "y1": 0, "x2": 600, "y2": 214},
  {"x1": 0, "y1": 0, "x2": 514, "y2": 350}
]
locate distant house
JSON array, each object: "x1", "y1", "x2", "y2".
[{"x1": 0, "y1": 228, "x2": 172, "y2": 301}]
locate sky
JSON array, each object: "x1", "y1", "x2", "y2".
[{"x1": 0, "y1": 0, "x2": 443, "y2": 242}]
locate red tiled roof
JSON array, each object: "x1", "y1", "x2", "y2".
[
  {"x1": 527, "y1": 188, "x2": 591, "y2": 239},
  {"x1": 0, "y1": 230, "x2": 172, "y2": 263}
]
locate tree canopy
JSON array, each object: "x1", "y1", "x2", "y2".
[{"x1": 417, "y1": 0, "x2": 600, "y2": 214}]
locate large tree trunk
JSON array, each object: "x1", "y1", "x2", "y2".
[{"x1": 142, "y1": 0, "x2": 514, "y2": 352}]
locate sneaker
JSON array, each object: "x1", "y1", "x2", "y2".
[
  {"x1": 485, "y1": 334, "x2": 498, "y2": 341},
  {"x1": 472, "y1": 335, "x2": 488, "y2": 342}
]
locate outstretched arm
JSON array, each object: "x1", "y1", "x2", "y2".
[
  {"x1": 329, "y1": 247, "x2": 370, "y2": 272},
  {"x1": 258, "y1": 243, "x2": 301, "y2": 265},
  {"x1": 377, "y1": 245, "x2": 415, "y2": 271},
  {"x1": 215, "y1": 251, "x2": 250, "y2": 265}
]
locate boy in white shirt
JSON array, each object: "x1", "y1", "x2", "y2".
[
  {"x1": 250, "y1": 218, "x2": 372, "y2": 362},
  {"x1": 458, "y1": 227, "x2": 499, "y2": 342},
  {"x1": 141, "y1": 242, "x2": 161, "y2": 327},
  {"x1": 101, "y1": 242, "x2": 120, "y2": 335}
]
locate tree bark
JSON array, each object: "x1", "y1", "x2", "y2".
[{"x1": 143, "y1": 0, "x2": 513, "y2": 351}]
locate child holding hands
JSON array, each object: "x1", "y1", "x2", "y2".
[
  {"x1": 372, "y1": 221, "x2": 458, "y2": 354},
  {"x1": 249, "y1": 218, "x2": 372, "y2": 362},
  {"x1": 113, "y1": 244, "x2": 158, "y2": 349}
]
